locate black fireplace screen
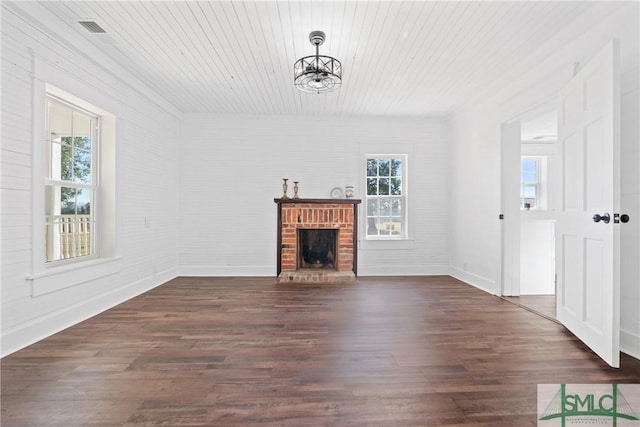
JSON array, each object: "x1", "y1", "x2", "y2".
[{"x1": 298, "y1": 229, "x2": 337, "y2": 269}]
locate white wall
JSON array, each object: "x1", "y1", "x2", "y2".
[
  {"x1": 520, "y1": 219, "x2": 555, "y2": 295},
  {"x1": 620, "y1": 61, "x2": 640, "y2": 358},
  {"x1": 1, "y1": 4, "x2": 181, "y2": 356},
  {"x1": 179, "y1": 115, "x2": 449, "y2": 276},
  {"x1": 449, "y1": 3, "x2": 640, "y2": 358}
]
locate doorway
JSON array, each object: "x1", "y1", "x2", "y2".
[
  {"x1": 501, "y1": 108, "x2": 558, "y2": 320},
  {"x1": 500, "y1": 40, "x2": 622, "y2": 368}
]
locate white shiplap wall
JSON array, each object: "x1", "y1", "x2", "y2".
[
  {"x1": 1, "y1": 5, "x2": 181, "y2": 356},
  {"x1": 179, "y1": 114, "x2": 449, "y2": 276},
  {"x1": 449, "y1": 3, "x2": 640, "y2": 358}
]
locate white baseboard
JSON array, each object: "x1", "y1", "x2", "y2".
[
  {"x1": 448, "y1": 266, "x2": 498, "y2": 295},
  {"x1": 621, "y1": 328, "x2": 640, "y2": 361},
  {"x1": 1, "y1": 267, "x2": 178, "y2": 358},
  {"x1": 179, "y1": 265, "x2": 275, "y2": 277},
  {"x1": 358, "y1": 264, "x2": 449, "y2": 276}
]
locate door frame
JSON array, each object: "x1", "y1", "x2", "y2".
[{"x1": 500, "y1": 100, "x2": 557, "y2": 297}]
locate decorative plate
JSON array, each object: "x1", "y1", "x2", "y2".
[{"x1": 330, "y1": 187, "x2": 343, "y2": 198}]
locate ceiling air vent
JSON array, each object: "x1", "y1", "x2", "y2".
[{"x1": 78, "y1": 21, "x2": 106, "y2": 34}]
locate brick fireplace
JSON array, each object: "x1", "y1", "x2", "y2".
[{"x1": 274, "y1": 198, "x2": 361, "y2": 283}]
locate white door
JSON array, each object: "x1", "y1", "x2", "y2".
[{"x1": 556, "y1": 40, "x2": 621, "y2": 367}]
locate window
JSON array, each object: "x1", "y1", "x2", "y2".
[
  {"x1": 365, "y1": 155, "x2": 407, "y2": 238},
  {"x1": 28, "y1": 72, "x2": 119, "y2": 295},
  {"x1": 521, "y1": 157, "x2": 546, "y2": 210},
  {"x1": 45, "y1": 96, "x2": 98, "y2": 262}
]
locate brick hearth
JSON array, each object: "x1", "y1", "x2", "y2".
[{"x1": 274, "y1": 198, "x2": 361, "y2": 283}]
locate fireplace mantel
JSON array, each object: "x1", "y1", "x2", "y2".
[
  {"x1": 274, "y1": 198, "x2": 361, "y2": 283},
  {"x1": 274, "y1": 198, "x2": 362, "y2": 205}
]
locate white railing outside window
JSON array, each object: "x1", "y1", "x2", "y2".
[{"x1": 46, "y1": 215, "x2": 92, "y2": 262}]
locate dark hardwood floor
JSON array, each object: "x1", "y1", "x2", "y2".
[
  {"x1": 2, "y1": 276, "x2": 639, "y2": 426},
  {"x1": 502, "y1": 295, "x2": 556, "y2": 322}
]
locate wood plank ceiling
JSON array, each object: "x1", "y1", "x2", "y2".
[{"x1": 29, "y1": 1, "x2": 607, "y2": 116}]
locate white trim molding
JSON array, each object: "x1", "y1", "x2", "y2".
[{"x1": 449, "y1": 266, "x2": 499, "y2": 296}]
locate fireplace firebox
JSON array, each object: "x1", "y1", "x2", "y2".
[{"x1": 298, "y1": 229, "x2": 337, "y2": 269}]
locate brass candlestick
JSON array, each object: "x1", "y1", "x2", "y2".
[
  {"x1": 281, "y1": 178, "x2": 289, "y2": 199},
  {"x1": 293, "y1": 181, "x2": 299, "y2": 199}
]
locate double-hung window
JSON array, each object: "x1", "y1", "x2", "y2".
[
  {"x1": 45, "y1": 96, "x2": 98, "y2": 262},
  {"x1": 520, "y1": 157, "x2": 541, "y2": 210},
  {"x1": 365, "y1": 155, "x2": 407, "y2": 238}
]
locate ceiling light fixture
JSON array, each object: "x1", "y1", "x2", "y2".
[{"x1": 294, "y1": 31, "x2": 342, "y2": 94}]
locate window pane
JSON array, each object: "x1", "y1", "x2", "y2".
[
  {"x1": 391, "y1": 199, "x2": 402, "y2": 216},
  {"x1": 366, "y1": 217, "x2": 379, "y2": 236},
  {"x1": 522, "y1": 186, "x2": 536, "y2": 199},
  {"x1": 391, "y1": 159, "x2": 402, "y2": 177},
  {"x1": 522, "y1": 171, "x2": 536, "y2": 183},
  {"x1": 521, "y1": 159, "x2": 537, "y2": 183},
  {"x1": 379, "y1": 178, "x2": 390, "y2": 195},
  {"x1": 74, "y1": 135, "x2": 91, "y2": 150},
  {"x1": 390, "y1": 178, "x2": 402, "y2": 195},
  {"x1": 380, "y1": 199, "x2": 391, "y2": 216},
  {"x1": 73, "y1": 112, "x2": 93, "y2": 143},
  {"x1": 378, "y1": 159, "x2": 390, "y2": 176},
  {"x1": 367, "y1": 199, "x2": 378, "y2": 216},
  {"x1": 367, "y1": 177, "x2": 378, "y2": 195},
  {"x1": 60, "y1": 144, "x2": 73, "y2": 181},
  {"x1": 73, "y1": 148, "x2": 92, "y2": 183},
  {"x1": 60, "y1": 187, "x2": 76, "y2": 214},
  {"x1": 378, "y1": 218, "x2": 391, "y2": 235},
  {"x1": 367, "y1": 159, "x2": 377, "y2": 176},
  {"x1": 48, "y1": 101, "x2": 72, "y2": 136},
  {"x1": 391, "y1": 218, "x2": 402, "y2": 235},
  {"x1": 77, "y1": 189, "x2": 91, "y2": 214},
  {"x1": 46, "y1": 212, "x2": 93, "y2": 262}
]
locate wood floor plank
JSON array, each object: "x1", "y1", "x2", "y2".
[
  {"x1": 502, "y1": 295, "x2": 556, "y2": 321},
  {"x1": 2, "y1": 276, "x2": 639, "y2": 426}
]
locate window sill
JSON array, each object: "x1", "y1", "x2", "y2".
[
  {"x1": 26, "y1": 256, "x2": 123, "y2": 297},
  {"x1": 360, "y1": 239, "x2": 415, "y2": 250}
]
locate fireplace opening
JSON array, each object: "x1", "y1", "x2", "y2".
[{"x1": 298, "y1": 229, "x2": 337, "y2": 269}]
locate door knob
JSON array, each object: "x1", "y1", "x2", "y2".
[
  {"x1": 621, "y1": 214, "x2": 630, "y2": 223},
  {"x1": 592, "y1": 213, "x2": 610, "y2": 224}
]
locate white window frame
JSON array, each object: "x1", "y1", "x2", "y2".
[
  {"x1": 364, "y1": 154, "x2": 408, "y2": 240},
  {"x1": 27, "y1": 75, "x2": 121, "y2": 296},
  {"x1": 45, "y1": 95, "x2": 99, "y2": 263}
]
